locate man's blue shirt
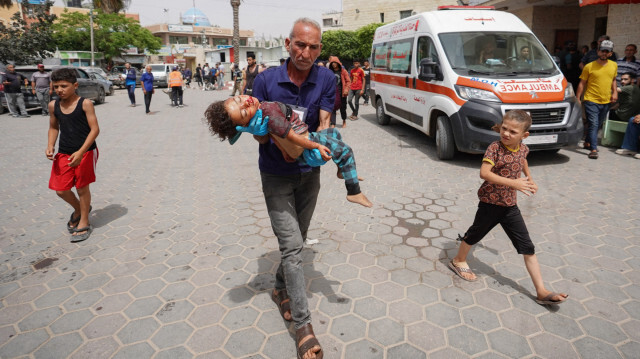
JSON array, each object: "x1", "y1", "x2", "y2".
[
  {"x1": 253, "y1": 60, "x2": 336, "y2": 175},
  {"x1": 141, "y1": 72, "x2": 154, "y2": 92},
  {"x1": 125, "y1": 68, "x2": 136, "y2": 86}
]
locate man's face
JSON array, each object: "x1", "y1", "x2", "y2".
[
  {"x1": 625, "y1": 46, "x2": 637, "y2": 59},
  {"x1": 620, "y1": 75, "x2": 632, "y2": 86},
  {"x1": 353, "y1": 61, "x2": 360, "y2": 68},
  {"x1": 53, "y1": 80, "x2": 78, "y2": 100},
  {"x1": 520, "y1": 47, "x2": 530, "y2": 58},
  {"x1": 364, "y1": 61, "x2": 370, "y2": 68},
  {"x1": 125, "y1": 63, "x2": 131, "y2": 69},
  {"x1": 247, "y1": 57, "x2": 255, "y2": 66},
  {"x1": 285, "y1": 22, "x2": 322, "y2": 72},
  {"x1": 6, "y1": 65, "x2": 15, "y2": 73},
  {"x1": 598, "y1": 49, "x2": 611, "y2": 61},
  {"x1": 38, "y1": 66, "x2": 45, "y2": 72}
]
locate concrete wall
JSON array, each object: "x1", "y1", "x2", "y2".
[
  {"x1": 530, "y1": 6, "x2": 581, "y2": 50},
  {"x1": 577, "y1": 4, "x2": 608, "y2": 49},
  {"x1": 341, "y1": 0, "x2": 450, "y2": 31},
  {"x1": 608, "y1": 3, "x2": 640, "y2": 54}
]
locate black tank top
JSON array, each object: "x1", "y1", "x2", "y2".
[
  {"x1": 244, "y1": 64, "x2": 260, "y2": 90},
  {"x1": 55, "y1": 97, "x2": 97, "y2": 155}
]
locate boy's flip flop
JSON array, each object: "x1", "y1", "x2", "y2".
[
  {"x1": 66, "y1": 206, "x2": 92, "y2": 233},
  {"x1": 71, "y1": 225, "x2": 93, "y2": 243}
]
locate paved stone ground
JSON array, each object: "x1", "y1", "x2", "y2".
[{"x1": 0, "y1": 85, "x2": 639, "y2": 359}]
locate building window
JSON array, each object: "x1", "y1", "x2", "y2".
[
  {"x1": 400, "y1": 10, "x2": 412, "y2": 19},
  {"x1": 380, "y1": 13, "x2": 384, "y2": 23},
  {"x1": 240, "y1": 39, "x2": 247, "y2": 46},
  {"x1": 212, "y1": 38, "x2": 228, "y2": 46},
  {"x1": 323, "y1": 18, "x2": 332, "y2": 26},
  {"x1": 169, "y1": 36, "x2": 188, "y2": 45}
]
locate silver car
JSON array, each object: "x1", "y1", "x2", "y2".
[{"x1": 88, "y1": 72, "x2": 114, "y2": 96}]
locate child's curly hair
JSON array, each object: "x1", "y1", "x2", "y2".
[
  {"x1": 492, "y1": 109, "x2": 532, "y2": 133},
  {"x1": 204, "y1": 100, "x2": 238, "y2": 141}
]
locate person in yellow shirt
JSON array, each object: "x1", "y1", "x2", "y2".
[
  {"x1": 168, "y1": 66, "x2": 184, "y2": 108},
  {"x1": 576, "y1": 40, "x2": 618, "y2": 159}
]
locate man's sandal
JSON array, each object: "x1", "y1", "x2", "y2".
[
  {"x1": 271, "y1": 289, "x2": 291, "y2": 321},
  {"x1": 296, "y1": 323, "x2": 323, "y2": 359}
]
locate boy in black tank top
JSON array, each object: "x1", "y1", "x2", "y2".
[{"x1": 46, "y1": 68, "x2": 100, "y2": 242}]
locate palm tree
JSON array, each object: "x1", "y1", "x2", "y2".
[
  {"x1": 0, "y1": 0, "x2": 11, "y2": 9},
  {"x1": 231, "y1": 0, "x2": 241, "y2": 67}
]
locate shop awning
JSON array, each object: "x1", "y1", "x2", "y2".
[{"x1": 579, "y1": 0, "x2": 640, "y2": 6}]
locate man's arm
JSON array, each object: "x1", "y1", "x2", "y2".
[
  {"x1": 611, "y1": 78, "x2": 618, "y2": 103},
  {"x1": 575, "y1": 79, "x2": 587, "y2": 102},
  {"x1": 317, "y1": 109, "x2": 331, "y2": 131},
  {"x1": 67, "y1": 99, "x2": 100, "y2": 167},
  {"x1": 241, "y1": 70, "x2": 247, "y2": 93}
]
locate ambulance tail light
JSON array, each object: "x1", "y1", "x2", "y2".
[
  {"x1": 564, "y1": 84, "x2": 575, "y2": 100},
  {"x1": 455, "y1": 85, "x2": 501, "y2": 103}
]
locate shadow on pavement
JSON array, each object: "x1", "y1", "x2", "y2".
[{"x1": 90, "y1": 204, "x2": 128, "y2": 229}]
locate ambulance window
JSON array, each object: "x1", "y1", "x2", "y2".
[
  {"x1": 387, "y1": 39, "x2": 413, "y2": 74},
  {"x1": 372, "y1": 43, "x2": 389, "y2": 70},
  {"x1": 416, "y1": 37, "x2": 440, "y2": 69}
]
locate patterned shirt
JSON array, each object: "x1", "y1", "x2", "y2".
[
  {"x1": 616, "y1": 57, "x2": 640, "y2": 82},
  {"x1": 350, "y1": 68, "x2": 365, "y2": 90},
  {"x1": 478, "y1": 141, "x2": 529, "y2": 207}
]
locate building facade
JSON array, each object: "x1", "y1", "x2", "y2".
[{"x1": 333, "y1": 0, "x2": 639, "y2": 56}]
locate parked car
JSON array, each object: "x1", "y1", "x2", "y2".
[
  {"x1": 88, "y1": 72, "x2": 114, "y2": 96},
  {"x1": 1, "y1": 65, "x2": 106, "y2": 114},
  {"x1": 109, "y1": 65, "x2": 141, "y2": 88}
]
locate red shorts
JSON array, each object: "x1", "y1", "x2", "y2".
[{"x1": 49, "y1": 148, "x2": 99, "y2": 191}]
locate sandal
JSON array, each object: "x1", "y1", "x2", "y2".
[
  {"x1": 271, "y1": 289, "x2": 292, "y2": 321},
  {"x1": 588, "y1": 151, "x2": 598, "y2": 159},
  {"x1": 66, "y1": 205, "x2": 92, "y2": 233},
  {"x1": 296, "y1": 323, "x2": 323, "y2": 359},
  {"x1": 71, "y1": 225, "x2": 93, "y2": 243},
  {"x1": 583, "y1": 142, "x2": 591, "y2": 150},
  {"x1": 67, "y1": 212, "x2": 81, "y2": 233},
  {"x1": 448, "y1": 260, "x2": 478, "y2": 282},
  {"x1": 535, "y1": 292, "x2": 568, "y2": 305}
]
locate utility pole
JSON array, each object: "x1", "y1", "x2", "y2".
[
  {"x1": 231, "y1": 0, "x2": 240, "y2": 68},
  {"x1": 89, "y1": 2, "x2": 95, "y2": 67}
]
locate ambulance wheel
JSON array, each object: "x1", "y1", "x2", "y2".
[
  {"x1": 436, "y1": 115, "x2": 455, "y2": 160},
  {"x1": 376, "y1": 99, "x2": 390, "y2": 125}
]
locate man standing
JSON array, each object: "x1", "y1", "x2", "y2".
[
  {"x1": 2, "y1": 64, "x2": 30, "y2": 118},
  {"x1": 250, "y1": 18, "x2": 334, "y2": 359},
  {"x1": 168, "y1": 66, "x2": 184, "y2": 108},
  {"x1": 362, "y1": 59, "x2": 371, "y2": 106},
  {"x1": 580, "y1": 35, "x2": 617, "y2": 69},
  {"x1": 194, "y1": 63, "x2": 203, "y2": 89},
  {"x1": 31, "y1": 64, "x2": 52, "y2": 116},
  {"x1": 141, "y1": 65, "x2": 154, "y2": 114},
  {"x1": 183, "y1": 67, "x2": 192, "y2": 89},
  {"x1": 229, "y1": 64, "x2": 243, "y2": 96},
  {"x1": 616, "y1": 44, "x2": 640, "y2": 83},
  {"x1": 576, "y1": 40, "x2": 618, "y2": 159},
  {"x1": 242, "y1": 55, "x2": 260, "y2": 95},
  {"x1": 217, "y1": 62, "x2": 225, "y2": 90},
  {"x1": 124, "y1": 62, "x2": 136, "y2": 107},
  {"x1": 347, "y1": 59, "x2": 365, "y2": 120}
]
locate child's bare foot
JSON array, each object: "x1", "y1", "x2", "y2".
[
  {"x1": 342, "y1": 122, "x2": 347, "y2": 128},
  {"x1": 347, "y1": 193, "x2": 372, "y2": 207},
  {"x1": 535, "y1": 290, "x2": 568, "y2": 305},
  {"x1": 337, "y1": 170, "x2": 364, "y2": 181}
]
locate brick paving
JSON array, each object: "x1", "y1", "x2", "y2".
[{"x1": 0, "y1": 86, "x2": 639, "y2": 358}]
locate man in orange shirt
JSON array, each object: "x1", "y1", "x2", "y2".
[
  {"x1": 168, "y1": 66, "x2": 184, "y2": 108},
  {"x1": 347, "y1": 60, "x2": 366, "y2": 120}
]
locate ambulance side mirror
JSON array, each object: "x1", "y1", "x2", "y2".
[{"x1": 419, "y1": 58, "x2": 442, "y2": 82}]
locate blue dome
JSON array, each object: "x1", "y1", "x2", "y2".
[{"x1": 182, "y1": 8, "x2": 211, "y2": 27}]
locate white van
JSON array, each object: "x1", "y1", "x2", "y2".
[
  {"x1": 146, "y1": 64, "x2": 174, "y2": 88},
  {"x1": 370, "y1": 6, "x2": 583, "y2": 159}
]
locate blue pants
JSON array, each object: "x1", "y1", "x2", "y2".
[
  {"x1": 126, "y1": 84, "x2": 136, "y2": 105},
  {"x1": 307, "y1": 128, "x2": 360, "y2": 195},
  {"x1": 621, "y1": 116, "x2": 640, "y2": 152},
  {"x1": 583, "y1": 101, "x2": 609, "y2": 151}
]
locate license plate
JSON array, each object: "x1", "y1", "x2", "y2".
[{"x1": 523, "y1": 134, "x2": 558, "y2": 145}]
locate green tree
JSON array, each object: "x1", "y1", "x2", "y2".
[
  {"x1": 53, "y1": 9, "x2": 162, "y2": 61},
  {"x1": 0, "y1": 0, "x2": 57, "y2": 65},
  {"x1": 321, "y1": 23, "x2": 384, "y2": 61},
  {"x1": 93, "y1": 0, "x2": 130, "y2": 13}
]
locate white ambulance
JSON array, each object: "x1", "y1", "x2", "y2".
[{"x1": 370, "y1": 6, "x2": 583, "y2": 159}]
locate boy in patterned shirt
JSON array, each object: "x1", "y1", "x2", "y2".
[
  {"x1": 205, "y1": 95, "x2": 372, "y2": 208},
  {"x1": 448, "y1": 110, "x2": 568, "y2": 305}
]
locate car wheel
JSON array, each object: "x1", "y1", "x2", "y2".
[
  {"x1": 0, "y1": 105, "x2": 5, "y2": 115},
  {"x1": 108, "y1": 86, "x2": 114, "y2": 96},
  {"x1": 376, "y1": 98, "x2": 390, "y2": 125},
  {"x1": 436, "y1": 115, "x2": 456, "y2": 160},
  {"x1": 95, "y1": 88, "x2": 105, "y2": 104}
]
